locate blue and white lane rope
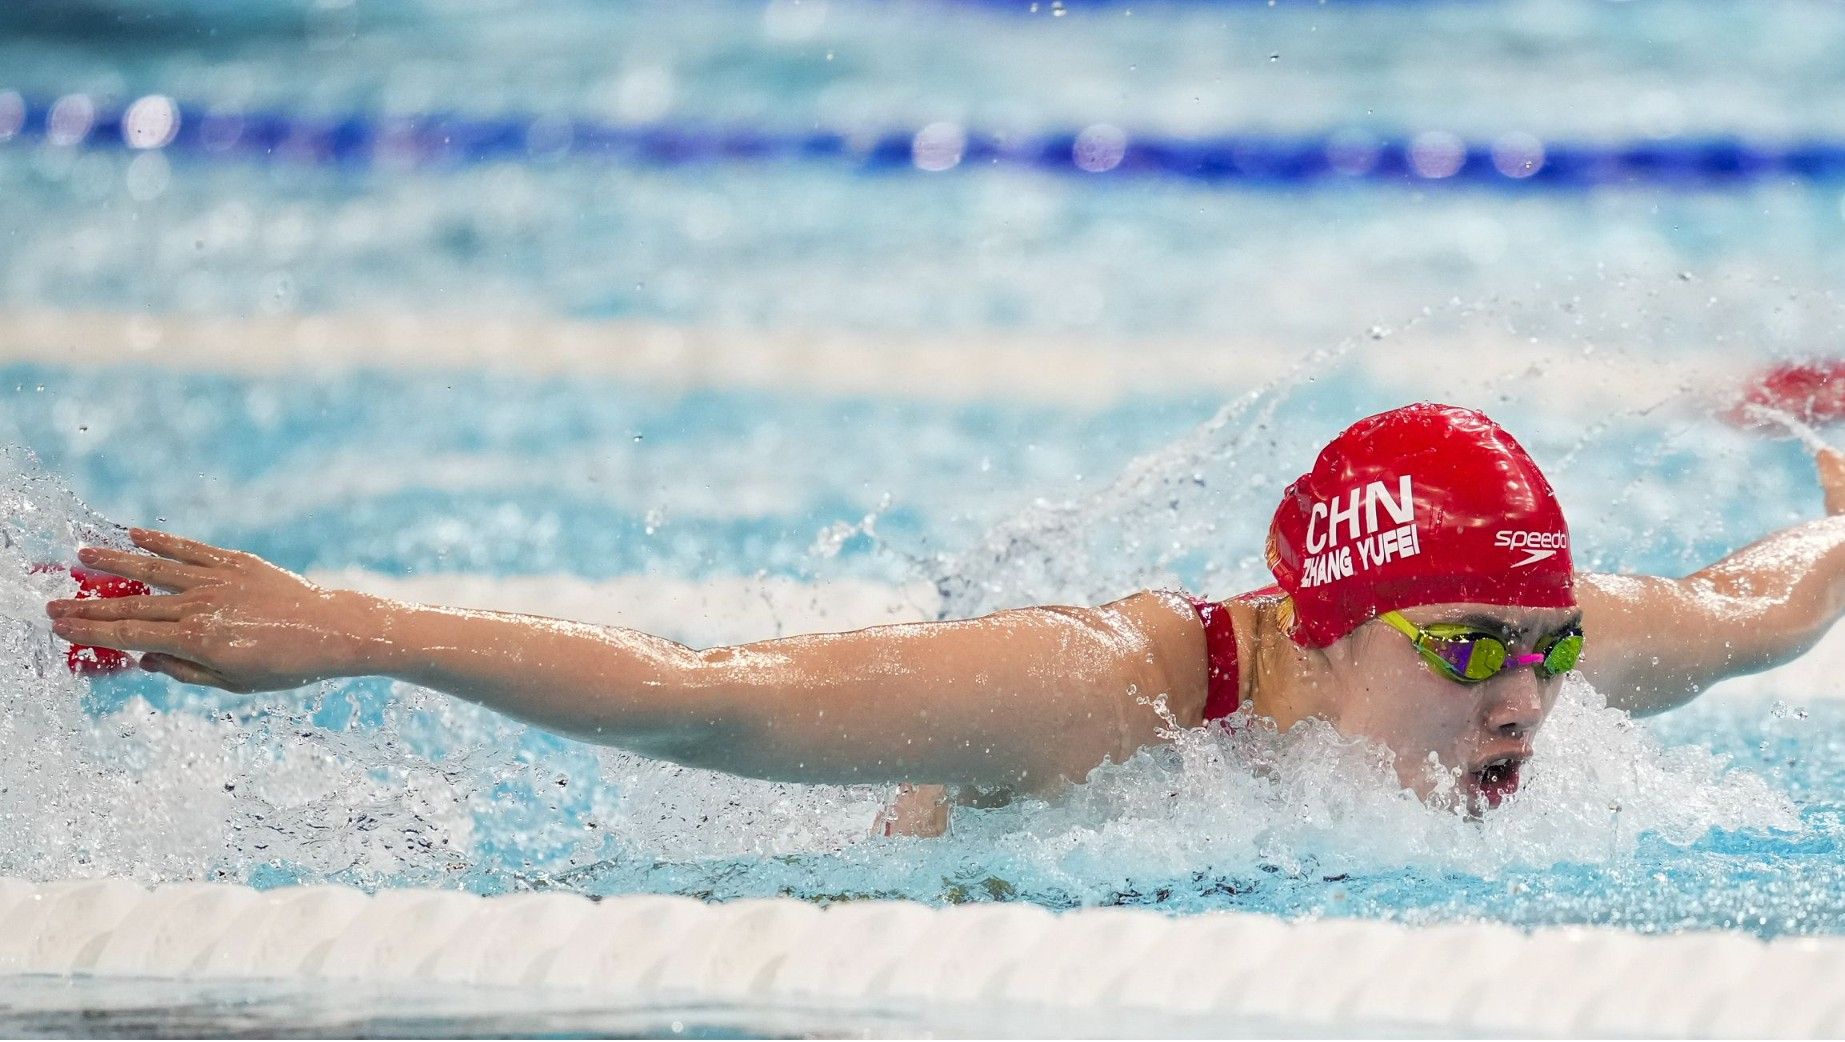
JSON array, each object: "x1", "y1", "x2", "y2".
[{"x1": 5, "y1": 91, "x2": 1845, "y2": 189}]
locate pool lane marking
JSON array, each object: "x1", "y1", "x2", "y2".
[
  {"x1": 0, "y1": 309, "x2": 1753, "y2": 410},
  {"x1": 308, "y1": 567, "x2": 1845, "y2": 702},
  {"x1": 7, "y1": 90, "x2": 1845, "y2": 190}
]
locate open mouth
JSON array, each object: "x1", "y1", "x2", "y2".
[{"x1": 1472, "y1": 755, "x2": 1524, "y2": 809}]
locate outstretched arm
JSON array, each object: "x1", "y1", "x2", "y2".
[
  {"x1": 1578, "y1": 446, "x2": 1845, "y2": 715},
  {"x1": 46, "y1": 530, "x2": 1204, "y2": 790}
]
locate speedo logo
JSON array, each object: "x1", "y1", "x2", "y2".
[{"x1": 1495, "y1": 530, "x2": 1569, "y2": 568}]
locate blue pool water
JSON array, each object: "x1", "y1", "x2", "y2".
[
  {"x1": 4, "y1": 0, "x2": 1845, "y2": 1033},
  {"x1": 0, "y1": 355, "x2": 1835, "y2": 934},
  {"x1": 7, "y1": 1, "x2": 1845, "y2": 343}
]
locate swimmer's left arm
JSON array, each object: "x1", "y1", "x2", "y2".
[{"x1": 1579, "y1": 446, "x2": 1845, "y2": 715}]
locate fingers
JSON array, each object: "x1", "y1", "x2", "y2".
[
  {"x1": 139, "y1": 652, "x2": 245, "y2": 693},
  {"x1": 1818, "y1": 447, "x2": 1845, "y2": 516},
  {"x1": 50, "y1": 617, "x2": 189, "y2": 657},
  {"x1": 75, "y1": 546, "x2": 214, "y2": 592},
  {"x1": 128, "y1": 528, "x2": 242, "y2": 568},
  {"x1": 46, "y1": 595, "x2": 187, "y2": 622}
]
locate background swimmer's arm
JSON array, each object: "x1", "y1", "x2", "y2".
[
  {"x1": 1578, "y1": 447, "x2": 1845, "y2": 716},
  {"x1": 47, "y1": 530, "x2": 1200, "y2": 789}
]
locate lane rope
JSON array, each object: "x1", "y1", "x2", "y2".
[
  {"x1": 3, "y1": 876, "x2": 1843, "y2": 1036},
  {"x1": 4, "y1": 90, "x2": 1843, "y2": 188}
]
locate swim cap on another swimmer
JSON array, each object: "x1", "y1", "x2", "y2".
[{"x1": 1266, "y1": 403, "x2": 1576, "y2": 648}]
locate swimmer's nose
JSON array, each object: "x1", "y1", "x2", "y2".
[{"x1": 1483, "y1": 670, "x2": 1545, "y2": 736}]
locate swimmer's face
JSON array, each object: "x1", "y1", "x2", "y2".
[{"x1": 1320, "y1": 602, "x2": 1581, "y2": 815}]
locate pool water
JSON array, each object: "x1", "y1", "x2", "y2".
[
  {"x1": 0, "y1": 347, "x2": 1834, "y2": 932},
  {"x1": 8, "y1": 1, "x2": 1845, "y2": 344},
  {"x1": 4, "y1": 0, "x2": 1845, "y2": 1034}
]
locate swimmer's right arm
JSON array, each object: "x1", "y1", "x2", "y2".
[{"x1": 46, "y1": 529, "x2": 1206, "y2": 790}]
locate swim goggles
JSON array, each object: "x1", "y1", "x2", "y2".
[{"x1": 1377, "y1": 611, "x2": 1583, "y2": 684}]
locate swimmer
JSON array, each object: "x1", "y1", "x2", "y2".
[{"x1": 41, "y1": 404, "x2": 1845, "y2": 829}]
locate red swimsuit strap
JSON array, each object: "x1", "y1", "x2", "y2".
[{"x1": 1185, "y1": 594, "x2": 1242, "y2": 721}]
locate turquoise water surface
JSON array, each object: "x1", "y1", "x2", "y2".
[{"x1": 3, "y1": 0, "x2": 1845, "y2": 1035}]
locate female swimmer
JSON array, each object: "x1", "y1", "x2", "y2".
[{"x1": 42, "y1": 404, "x2": 1845, "y2": 827}]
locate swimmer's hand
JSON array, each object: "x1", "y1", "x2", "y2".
[
  {"x1": 44, "y1": 528, "x2": 378, "y2": 694},
  {"x1": 1819, "y1": 445, "x2": 1845, "y2": 516}
]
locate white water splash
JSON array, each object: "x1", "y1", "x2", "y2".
[
  {"x1": 0, "y1": 445, "x2": 124, "y2": 627},
  {"x1": 0, "y1": 448, "x2": 489, "y2": 884},
  {"x1": 0, "y1": 627, "x2": 489, "y2": 885},
  {"x1": 944, "y1": 677, "x2": 1796, "y2": 903},
  {"x1": 1740, "y1": 401, "x2": 1840, "y2": 456}
]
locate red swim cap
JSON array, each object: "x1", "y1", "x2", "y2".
[{"x1": 1266, "y1": 403, "x2": 1576, "y2": 647}]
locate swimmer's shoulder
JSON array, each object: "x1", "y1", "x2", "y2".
[{"x1": 1118, "y1": 585, "x2": 1287, "y2": 727}]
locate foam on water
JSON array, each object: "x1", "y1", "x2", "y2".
[
  {"x1": 0, "y1": 446, "x2": 123, "y2": 627},
  {"x1": 0, "y1": 447, "x2": 483, "y2": 883},
  {"x1": 963, "y1": 680, "x2": 1794, "y2": 893},
  {"x1": 524, "y1": 673, "x2": 1810, "y2": 926}
]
